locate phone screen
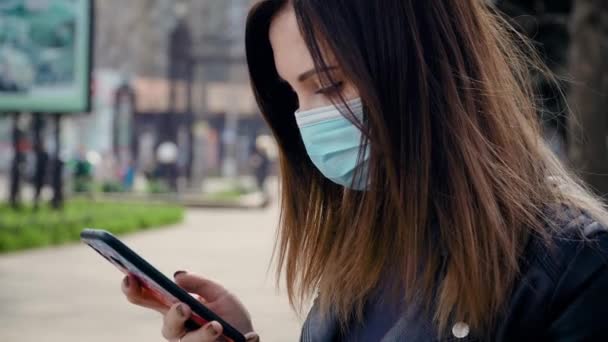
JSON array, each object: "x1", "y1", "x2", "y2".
[
  {"x1": 89, "y1": 237, "x2": 177, "y2": 303},
  {"x1": 81, "y1": 229, "x2": 246, "y2": 342}
]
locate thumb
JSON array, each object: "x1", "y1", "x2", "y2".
[
  {"x1": 183, "y1": 321, "x2": 223, "y2": 342},
  {"x1": 174, "y1": 271, "x2": 228, "y2": 302}
]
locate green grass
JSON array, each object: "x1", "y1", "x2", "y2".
[
  {"x1": 204, "y1": 188, "x2": 249, "y2": 201},
  {"x1": 0, "y1": 200, "x2": 184, "y2": 253}
]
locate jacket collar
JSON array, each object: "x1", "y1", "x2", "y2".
[{"x1": 300, "y1": 298, "x2": 339, "y2": 342}]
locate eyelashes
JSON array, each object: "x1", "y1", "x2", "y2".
[{"x1": 314, "y1": 81, "x2": 345, "y2": 95}]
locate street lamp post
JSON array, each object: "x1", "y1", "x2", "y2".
[{"x1": 9, "y1": 112, "x2": 24, "y2": 209}]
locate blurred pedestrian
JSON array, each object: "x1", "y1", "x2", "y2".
[
  {"x1": 120, "y1": 1, "x2": 608, "y2": 341},
  {"x1": 122, "y1": 160, "x2": 136, "y2": 192},
  {"x1": 249, "y1": 137, "x2": 270, "y2": 194},
  {"x1": 71, "y1": 150, "x2": 93, "y2": 193}
]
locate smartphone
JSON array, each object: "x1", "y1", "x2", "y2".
[{"x1": 81, "y1": 228, "x2": 246, "y2": 342}]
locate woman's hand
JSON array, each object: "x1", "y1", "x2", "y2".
[{"x1": 121, "y1": 271, "x2": 259, "y2": 341}]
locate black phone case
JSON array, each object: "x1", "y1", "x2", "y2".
[{"x1": 80, "y1": 228, "x2": 246, "y2": 342}]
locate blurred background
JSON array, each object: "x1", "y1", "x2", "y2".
[{"x1": 0, "y1": 0, "x2": 606, "y2": 341}]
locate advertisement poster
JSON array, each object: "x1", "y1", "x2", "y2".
[{"x1": 0, "y1": 0, "x2": 92, "y2": 113}]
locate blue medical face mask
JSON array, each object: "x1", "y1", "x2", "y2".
[{"x1": 295, "y1": 98, "x2": 370, "y2": 190}]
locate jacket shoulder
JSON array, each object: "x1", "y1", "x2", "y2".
[
  {"x1": 541, "y1": 208, "x2": 608, "y2": 340},
  {"x1": 497, "y1": 206, "x2": 608, "y2": 341},
  {"x1": 528, "y1": 206, "x2": 608, "y2": 283}
]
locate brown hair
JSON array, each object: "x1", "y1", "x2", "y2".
[{"x1": 245, "y1": 0, "x2": 607, "y2": 336}]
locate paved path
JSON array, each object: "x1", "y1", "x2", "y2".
[{"x1": 0, "y1": 204, "x2": 302, "y2": 341}]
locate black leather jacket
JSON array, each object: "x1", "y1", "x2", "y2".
[{"x1": 301, "y1": 209, "x2": 608, "y2": 341}]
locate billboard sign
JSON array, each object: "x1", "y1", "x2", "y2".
[{"x1": 0, "y1": 0, "x2": 93, "y2": 113}]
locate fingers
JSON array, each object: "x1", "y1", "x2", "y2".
[
  {"x1": 181, "y1": 321, "x2": 223, "y2": 342},
  {"x1": 162, "y1": 303, "x2": 192, "y2": 340},
  {"x1": 174, "y1": 272, "x2": 228, "y2": 302},
  {"x1": 245, "y1": 332, "x2": 261, "y2": 342},
  {"x1": 194, "y1": 294, "x2": 209, "y2": 305},
  {"x1": 121, "y1": 275, "x2": 167, "y2": 314}
]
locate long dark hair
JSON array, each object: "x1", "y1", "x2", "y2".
[{"x1": 246, "y1": 0, "x2": 607, "y2": 335}]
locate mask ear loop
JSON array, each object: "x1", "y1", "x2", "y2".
[{"x1": 352, "y1": 101, "x2": 372, "y2": 191}]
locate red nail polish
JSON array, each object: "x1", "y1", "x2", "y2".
[
  {"x1": 176, "y1": 304, "x2": 185, "y2": 317},
  {"x1": 174, "y1": 270, "x2": 187, "y2": 278},
  {"x1": 207, "y1": 322, "x2": 220, "y2": 336}
]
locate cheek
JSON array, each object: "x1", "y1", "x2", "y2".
[{"x1": 343, "y1": 83, "x2": 360, "y2": 100}]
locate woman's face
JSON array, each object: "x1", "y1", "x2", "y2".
[{"x1": 269, "y1": 6, "x2": 359, "y2": 111}]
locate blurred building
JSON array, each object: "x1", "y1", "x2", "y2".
[
  {"x1": 93, "y1": 0, "x2": 253, "y2": 80},
  {"x1": 0, "y1": 0, "x2": 268, "y2": 190}
]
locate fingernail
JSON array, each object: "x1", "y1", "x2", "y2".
[
  {"x1": 176, "y1": 304, "x2": 185, "y2": 317},
  {"x1": 207, "y1": 321, "x2": 221, "y2": 336},
  {"x1": 124, "y1": 276, "x2": 130, "y2": 288},
  {"x1": 174, "y1": 270, "x2": 187, "y2": 278}
]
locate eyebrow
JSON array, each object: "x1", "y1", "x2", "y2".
[{"x1": 297, "y1": 66, "x2": 338, "y2": 82}]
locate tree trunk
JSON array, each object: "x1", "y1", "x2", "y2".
[{"x1": 567, "y1": 0, "x2": 608, "y2": 196}]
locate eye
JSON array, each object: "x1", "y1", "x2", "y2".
[{"x1": 314, "y1": 81, "x2": 344, "y2": 95}]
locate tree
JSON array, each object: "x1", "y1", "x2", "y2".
[
  {"x1": 494, "y1": 0, "x2": 573, "y2": 157},
  {"x1": 567, "y1": 0, "x2": 608, "y2": 196}
]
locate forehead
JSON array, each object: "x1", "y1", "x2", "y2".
[{"x1": 268, "y1": 7, "x2": 315, "y2": 82}]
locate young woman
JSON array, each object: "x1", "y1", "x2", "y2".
[{"x1": 122, "y1": 0, "x2": 608, "y2": 341}]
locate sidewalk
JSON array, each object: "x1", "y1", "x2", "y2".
[{"x1": 0, "y1": 204, "x2": 302, "y2": 342}]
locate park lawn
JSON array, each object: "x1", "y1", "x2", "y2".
[
  {"x1": 0, "y1": 200, "x2": 184, "y2": 253},
  {"x1": 204, "y1": 188, "x2": 249, "y2": 201}
]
